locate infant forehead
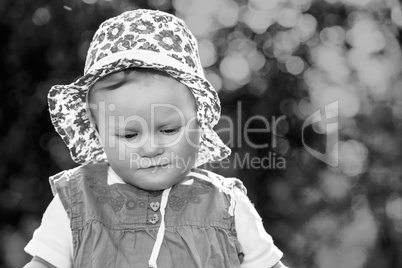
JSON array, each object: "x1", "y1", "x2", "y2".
[
  {"x1": 91, "y1": 68, "x2": 175, "y2": 91},
  {"x1": 88, "y1": 68, "x2": 198, "y2": 116}
]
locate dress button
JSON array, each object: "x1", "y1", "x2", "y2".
[
  {"x1": 148, "y1": 213, "x2": 159, "y2": 224},
  {"x1": 149, "y1": 201, "x2": 160, "y2": 212}
]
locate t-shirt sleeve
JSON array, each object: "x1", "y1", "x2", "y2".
[
  {"x1": 234, "y1": 187, "x2": 283, "y2": 268},
  {"x1": 24, "y1": 194, "x2": 73, "y2": 268}
]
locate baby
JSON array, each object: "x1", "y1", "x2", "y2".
[{"x1": 24, "y1": 9, "x2": 288, "y2": 268}]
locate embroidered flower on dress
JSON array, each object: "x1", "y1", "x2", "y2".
[
  {"x1": 130, "y1": 20, "x2": 155, "y2": 34},
  {"x1": 97, "y1": 196, "x2": 108, "y2": 204},
  {"x1": 125, "y1": 200, "x2": 136, "y2": 210},
  {"x1": 154, "y1": 30, "x2": 182, "y2": 52},
  {"x1": 126, "y1": 200, "x2": 136, "y2": 210},
  {"x1": 88, "y1": 175, "x2": 125, "y2": 211},
  {"x1": 168, "y1": 196, "x2": 187, "y2": 211},
  {"x1": 109, "y1": 194, "x2": 125, "y2": 211},
  {"x1": 168, "y1": 179, "x2": 212, "y2": 211}
]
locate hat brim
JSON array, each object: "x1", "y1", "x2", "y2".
[{"x1": 48, "y1": 50, "x2": 231, "y2": 166}]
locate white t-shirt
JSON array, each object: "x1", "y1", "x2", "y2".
[{"x1": 25, "y1": 168, "x2": 282, "y2": 268}]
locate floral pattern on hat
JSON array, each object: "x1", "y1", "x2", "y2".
[
  {"x1": 111, "y1": 34, "x2": 137, "y2": 53},
  {"x1": 48, "y1": 9, "x2": 230, "y2": 166},
  {"x1": 130, "y1": 19, "x2": 155, "y2": 34},
  {"x1": 154, "y1": 30, "x2": 183, "y2": 52},
  {"x1": 107, "y1": 23, "x2": 125, "y2": 41}
]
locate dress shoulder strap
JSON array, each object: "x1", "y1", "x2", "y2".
[
  {"x1": 48, "y1": 164, "x2": 109, "y2": 224},
  {"x1": 49, "y1": 166, "x2": 80, "y2": 196},
  {"x1": 49, "y1": 164, "x2": 109, "y2": 195}
]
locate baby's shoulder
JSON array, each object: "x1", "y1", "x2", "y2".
[
  {"x1": 49, "y1": 166, "x2": 77, "y2": 181},
  {"x1": 188, "y1": 168, "x2": 247, "y2": 195},
  {"x1": 48, "y1": 163, "x2": 108, "y2": 195},
  {"x1": 48, "y1": 165, "x2": 80, "y2": 196}
]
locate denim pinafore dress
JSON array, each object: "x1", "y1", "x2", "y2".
[{"x1": 50, "y1": 164, "x2": 244, "y2": 268}]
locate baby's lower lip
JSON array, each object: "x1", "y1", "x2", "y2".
[{"x1": 141, "y1": 163, "x2": 169, "y2": 169}]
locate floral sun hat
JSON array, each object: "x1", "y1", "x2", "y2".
[{"x1": 48, "y1": 9, "x2": 231, "y2": 167}]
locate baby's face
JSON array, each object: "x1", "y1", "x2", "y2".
[{"x1": 89, "y1": 72, "x2": 200, "y2": 190}]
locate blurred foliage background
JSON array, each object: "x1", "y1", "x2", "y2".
[{"x1": 1, "y1": 0, "x2": 402, "y2": 267}]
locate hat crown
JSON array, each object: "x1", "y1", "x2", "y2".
[{"x1": 84, "y1": 9, "x2": 203, "y2": 75}]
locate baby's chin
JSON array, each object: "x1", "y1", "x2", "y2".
[
  {"x1": 122, "y1": 171, "x2": 190, "y2": 191},
  {"x1": 134, "y1": 183, "x2": 172, "y2": 192}
]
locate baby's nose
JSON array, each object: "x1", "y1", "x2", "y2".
[{"x1": 139, "y1": 135, "x2": 164, "y2": 158}]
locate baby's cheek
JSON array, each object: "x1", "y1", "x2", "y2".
[
  {"x1": 101, "y1": 137, "x2": 125, "y2": 163},
  {"x1": 106, "y1": 147, "x2": 137, "y2": 171},
  {"x1": 115, "y1": 140, "x2": 137, "y2": 161},
  {"x1": 186, "y1": 128, "x2": 201, "y2": 149},
  {"x1": 160, "y1": 135, "x2": 181, "y2": 146}
]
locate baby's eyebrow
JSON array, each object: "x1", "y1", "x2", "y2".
[{"x1": 157, "y1": 112, "x2": 184, "y2": 122}]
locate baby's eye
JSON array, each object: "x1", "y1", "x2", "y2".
[
  {"x1": 120, "y1": 133, "x2": 138, "y2": 140},
  {"x1": 160, "y1": 127, "x2": 180, "y2": 135}
]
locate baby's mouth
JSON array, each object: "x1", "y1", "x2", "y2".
[{"x1": 140, "y1": 163, "x2": 170, "y2": 169}]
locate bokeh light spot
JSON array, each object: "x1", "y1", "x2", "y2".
[
  {"x1": 339, "y1": 140, "x2": 368, "y2": 176},
  {"x1": 83, "y1": 0, "x2": 98, "y2": 4},
  {"x1": 312, "y1": 86, "x2": 359, "y2": 118},
  {"x1": 198, "y1": 39, "x2": 217, "y2": 67},
  {"x1": 217, "y1": 0, "x2": 239, "y2": 27},
  {"x1": 347, "y1": 18, "x2": 386, "y2": 53},
  {"x1": 319, "y1": 170, "x2": 352, "y2": 201},
  {"x1": 147, "y1": 0, "x2": 171, "y2": 10},
  {"x1": 220, "y1": 53, "x2": 250, "y2": 85},
  {"x1": 275, "y1": 137, "x2": 290, "y2": 155},
  {"x1": 296, "y1": 13, "x2": 317, "y2": 42},
  {"x1": 244, "y1": 9, "x2": 274, "y2": 34},
  {"x1": 277, "y1": 8, "x2": 301, "y2": 28},
  {"x1": 343, "y1": 0, "x2": 371, "y2": 7},
  {"x1": 249, "y1": 0, "x2": 280, "y2": 10},
  {"x1": 286, "y1": 56, "x2": 305, "y2": 75},
  {"x1": 185, "y1": 14, "x2": 214, "y2": 37},
  {"x1": 314, "y1": 45, "x2": 350, "y2": 83},
  {"x1": 320, "y1": 26, "x2": 346, "y2": 45},
  {"x1": 32, "y1": 7, "x2": 51, "y2": 26},
  {"x1": 205, "y1": 70, "x2": 222, "y2": 91},
  {"x1": 386, "y1": 195, "x2": 402, "y2": 220},
  {"x1": 247, "y1": 50, "x2": 266, "y2": 71},
  {"x1": 391, "y1": 6, "x2": 402, "y2": 27}
]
